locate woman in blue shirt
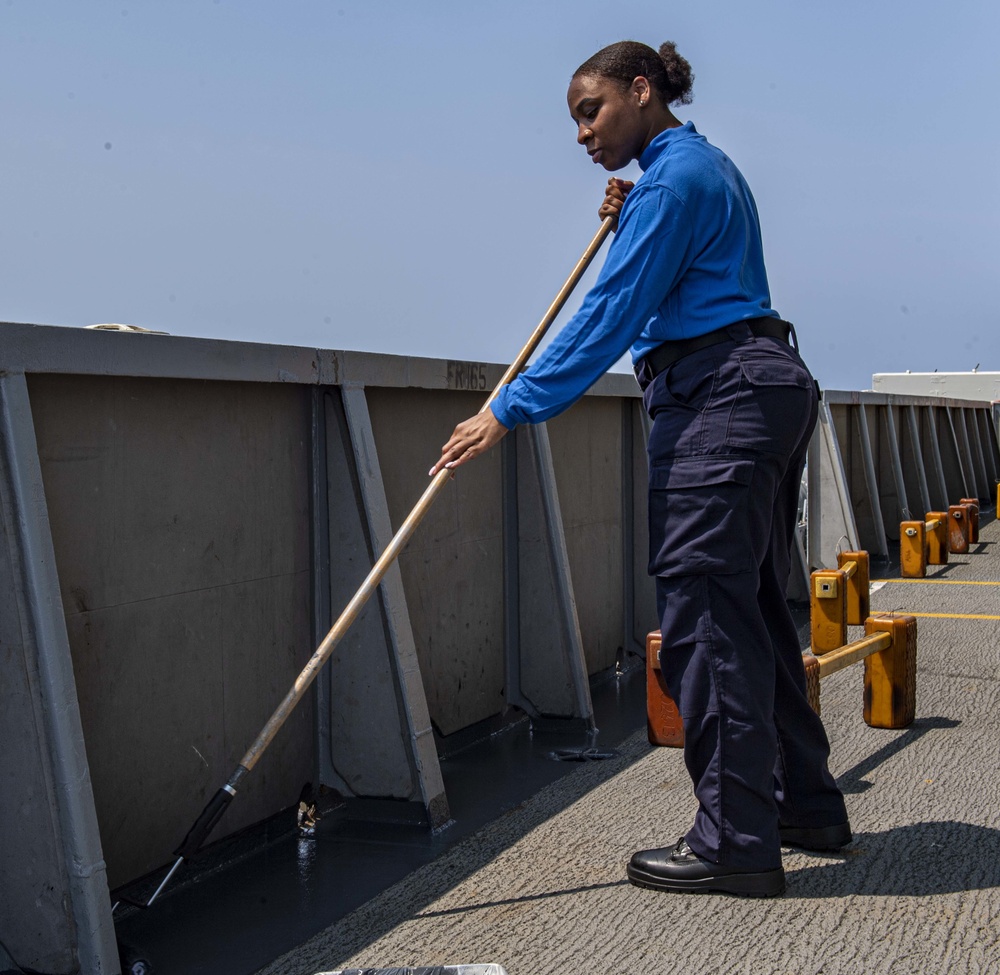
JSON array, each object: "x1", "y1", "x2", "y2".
[{"x1": 430, "y1": 40, "x2": 849, "y2": 897}]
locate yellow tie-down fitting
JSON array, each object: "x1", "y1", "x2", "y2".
[
  {"x1": 801, "y1": 613, "x2": 917, "y2": 729},
  {"x1": 959, "y1": 497, "x2": 980, "y2": 544},
  {"x1": 809, "y1": 551, "x2": 870, "y2": 654},
  {"x1": 900, "y1": 512, "x2": 949, "y2": 578}
]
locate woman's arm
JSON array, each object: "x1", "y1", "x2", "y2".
[{"x1": 430, "y1": 178, "x2": 690, "y2": 474}]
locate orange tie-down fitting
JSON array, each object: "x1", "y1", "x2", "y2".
[
  {"x1": 810, "y1": 551, "x2": 870, "y2": 654},
  {"x1": 947, "y1": 503, "x2": 974, "y2": 555},
  {"x1": 645, "y1": 630, "x2": 685, "y2": 748},
  {"x1": 900, "y1": 512, "x2": 949, "y2": 578},
  {"x1": 801, "y1": 614, "x2": 917, "y2": 729},
  {"x1": 646, "y1": 612, "x2": 916, "y2": 749},
  {"x1": 959, "y1": 497, "x2": 980, "y2": 544}
]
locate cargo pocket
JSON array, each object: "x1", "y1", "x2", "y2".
[
  {"x1": 724, "y1": 355, "x2": 816, "y2": 452},
  {"x1": 648, "y1": 457, "x2": 755, "y2": 576}
]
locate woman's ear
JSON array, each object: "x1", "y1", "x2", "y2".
[{"x1": 631, "y1": 75, "x2": 651, "y2": 106}]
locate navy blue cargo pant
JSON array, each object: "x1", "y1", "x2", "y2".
[{"x1": 643, "y1": 323, "x2": 847, "y2": 869}]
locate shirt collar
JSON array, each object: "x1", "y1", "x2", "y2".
[{"x1": 638, "y1": 121, "x2": 698, "y2": 172}]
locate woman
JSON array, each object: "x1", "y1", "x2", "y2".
[{"x1": 429, "y1": 40, "x2": 849, "y2": 897}]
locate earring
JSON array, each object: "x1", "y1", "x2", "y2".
[{"x1": 639, "y1": 99, "x2": 647, "y2": 108}]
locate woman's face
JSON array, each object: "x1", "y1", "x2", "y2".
[{"x1": 567, "y1": 73, "x2": 648, "y2": 172}]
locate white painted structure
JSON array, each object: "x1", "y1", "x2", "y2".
[{"x1": 872, "y1": 371, "x2": 1000, "y2": 402}]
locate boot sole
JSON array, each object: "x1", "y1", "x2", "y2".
[{"x1": 626, "y1": 862, "x2": 786, "y2": 898}]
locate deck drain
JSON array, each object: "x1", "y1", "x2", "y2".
[{"x1": 545, "y1": 747, "x2": 618, "y2": 762}]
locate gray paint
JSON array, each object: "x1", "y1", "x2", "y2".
[
  {"x1": 962, "y1": 408, "x2": 990, "y2": 498},
  {"x1": 923, "y1": 408, "x2": 951, "y2": 510},
  {"x1": 808, "y1": 400, "x2": 861, "y2": 569},
  {"x1": 881, "y1": 405, "x2": 910, "y2": 522},
  {"x1": 936, "y1": 407, "x2": 967, "y2": 501},
  {"x1": 945, "y1": 407, "x2": 972, "y2": 500},
  {"x1": 27, "y1": 374, "x2": 316, "y2": 889},
  {"x1": 1, "y1": 322, "x2": 639, "y2": 398},
  {"x1": 527, "y1": 423, "x2": 594, "y2": 727},
  {"x1": 976, "y1": 410, "x2": 998, "y2": 485},
  {"x1": 903, "y1": 405, "x2": 933, "y2": 515},
  {"x1": 0, "y1": 373, "x2": 119, "y2": 975},
  {"x1": 813, "y1": 393, "x2": 998, "y2": 566},
  {"x1": 5, "y1": 323, "x2": 998, "y2": 971},
  {"x1": 855, "y1": 403, "x2": 889, "y2": 556},
  {"x1": 316, "y1": 389, "x2": 417, "y2": 800},
  {"x1": 515, "y1": 425, "x2": 578, "y2": 718},
  {"x1": 547, "y1": 400, "x2": 624, "y2": 676},
  {"x1": 365, "y1": 387, "x2": 507, "y2": 737},
  {"x1": 341, "y1": 386, "x2": 448, "y2": 825},
  {"x1": 630, "y1": 400, "x2": 657, "y2": 648}
]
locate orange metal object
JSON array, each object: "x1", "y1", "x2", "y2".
[
  {"x1": 899, "y1": 520, "x2": 926, "y2": 577},
  {"x1": 837, "y1": 551, "x2": 870, "y2": 624},
  {"x1": 863, "y1": 615, "x2": 917, "y2": 729},
  {"x1": 947, "y1": 504, "x2": 971, "y2": 554},
  {"x1": 925, "y1": 512, "x2": 949, "y2": 566},
  {"x1": 645, "y1": 631, "x2": 684, "y2": 748},
  {"x1": 801, "y1": 653, "x2": 821, "y2": 715},
  {"x1": 811, "y1": 569, "x2": 848, "y2": 652},
  {"x1": 960, "y1": 498, "x2": 980, "y2": 543}
]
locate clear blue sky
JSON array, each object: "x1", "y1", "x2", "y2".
[{"x1": 2, "y1": 0, "x2": 997, "y2": 391}]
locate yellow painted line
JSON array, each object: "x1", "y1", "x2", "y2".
[
  {"x1": 890, "y1": 611, "x2": 1000, "y2": 621},
  {"x1": 880, "y1": 578, "x2": 1000, "y2": 586}
]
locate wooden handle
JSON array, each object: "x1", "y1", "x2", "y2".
[{"x1": 237, "y1": 217, "x2": 615, "y2": 773}]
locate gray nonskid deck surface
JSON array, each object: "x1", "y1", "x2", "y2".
[{"x1": 259, "y1": 524, "x2": 1000, "y2": 975}]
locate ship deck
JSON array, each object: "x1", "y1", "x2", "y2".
[{"x1": 114, "y1": 519, "x2": 1000, "y2": 975}]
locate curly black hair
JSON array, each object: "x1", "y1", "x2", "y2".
[{"x1": 573, "y1": 40, "x2": 694, "y2": 106}]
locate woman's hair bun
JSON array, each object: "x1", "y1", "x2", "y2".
[{"x1": 657, "y1": 41, "x2": 694, "y2": 105}]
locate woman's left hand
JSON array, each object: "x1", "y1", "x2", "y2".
[
  {"x1": 599, "y1": 177, "x2": 634, "y2": 227},
  {"x1": 428, "y1": 410, "x2": 510, "y2": 476}
]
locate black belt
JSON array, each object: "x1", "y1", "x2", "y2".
[{"x1": 638, "y1": 317, "x2": 792, "y2": 383}]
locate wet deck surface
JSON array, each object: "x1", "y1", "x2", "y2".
[
  {"x1": 111, "y1": 661, "x2": 649, "y2": 974},
  {"x1": 115, "y1": 519, "x2": 1000, "y2": 975}
]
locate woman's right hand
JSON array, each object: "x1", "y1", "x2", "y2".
[{"x1": 599, "y1": 177, "x2": 634, "y2": 228}]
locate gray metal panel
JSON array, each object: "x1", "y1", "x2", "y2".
[
  {"x1": 317, "y1": 390, "x2": 410, "y2": 798},
  {"x1": 0, "y1": 373, "x2": 119, "y2": 975},
  {"x1": 961, "y1": 408, "x2": 990, "y2": 499},
  {"x1": 903, "y1": 405, "x2": 933, "y2": 515},
  {"x1": 943, "y1": 407, "x2": 971, "y2": 500},
  {"x1": 975, "y1": 409, "x2": 999, "y2": 486},
  {"x1": 1, "y1": 322, "x2": 641, "y2": 399},
  {"x1": 851, "y1": 404, "x2": 889, "y2": 557},
  {"x1": 525, "y1": 424, "x2": 594, "y2": 727},
  {"x1": 822, "y1": 388, "x2": 992, "y2": 410},
  {"x1": 546, "y1": 398, "x2": 624, "y2": 675},
  {"x1": 924, "y1": 408, "x2": 951, "y2": 510},
  {"x1": 975, "y1": 410, "x2": 993, "y2": 495},
  {"x1": 363, "y1": 387, "x2": 505, "y2": 736},
  {"x1": 881, "y1": 405, "x2": 910, "y2": 523},
  {"x1": 630, "y1": 400, "x2": 657, "y2": 648},
  {"x1": 515, "y1": 425, "x2": 577, "y2": 718},
  {"x1": 500, "y1": 433, "x2": 536, "y2": 717},
  {"x1": 340, "y1": 387, "x2": 448, "y2": 825},
  {"x1": 311, "y1": 389, "x2": 333, "y2": 790},
  {"x1": 619, "y1": 399, "x2": 656, "y2": 656},
  {"x1": 986, "y1": 407, "x2": 1000, "y2": 482},
  {"x1": 28, "y1": 374, "x2": 315, "y2": 888},
  {"x1": 807, "y1": 400, "x2": 860, "y2": 570}
]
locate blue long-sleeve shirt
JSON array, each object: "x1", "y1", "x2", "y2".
[{"x1": 491, "y1": 122, "x2": 779, "y2": 429}]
